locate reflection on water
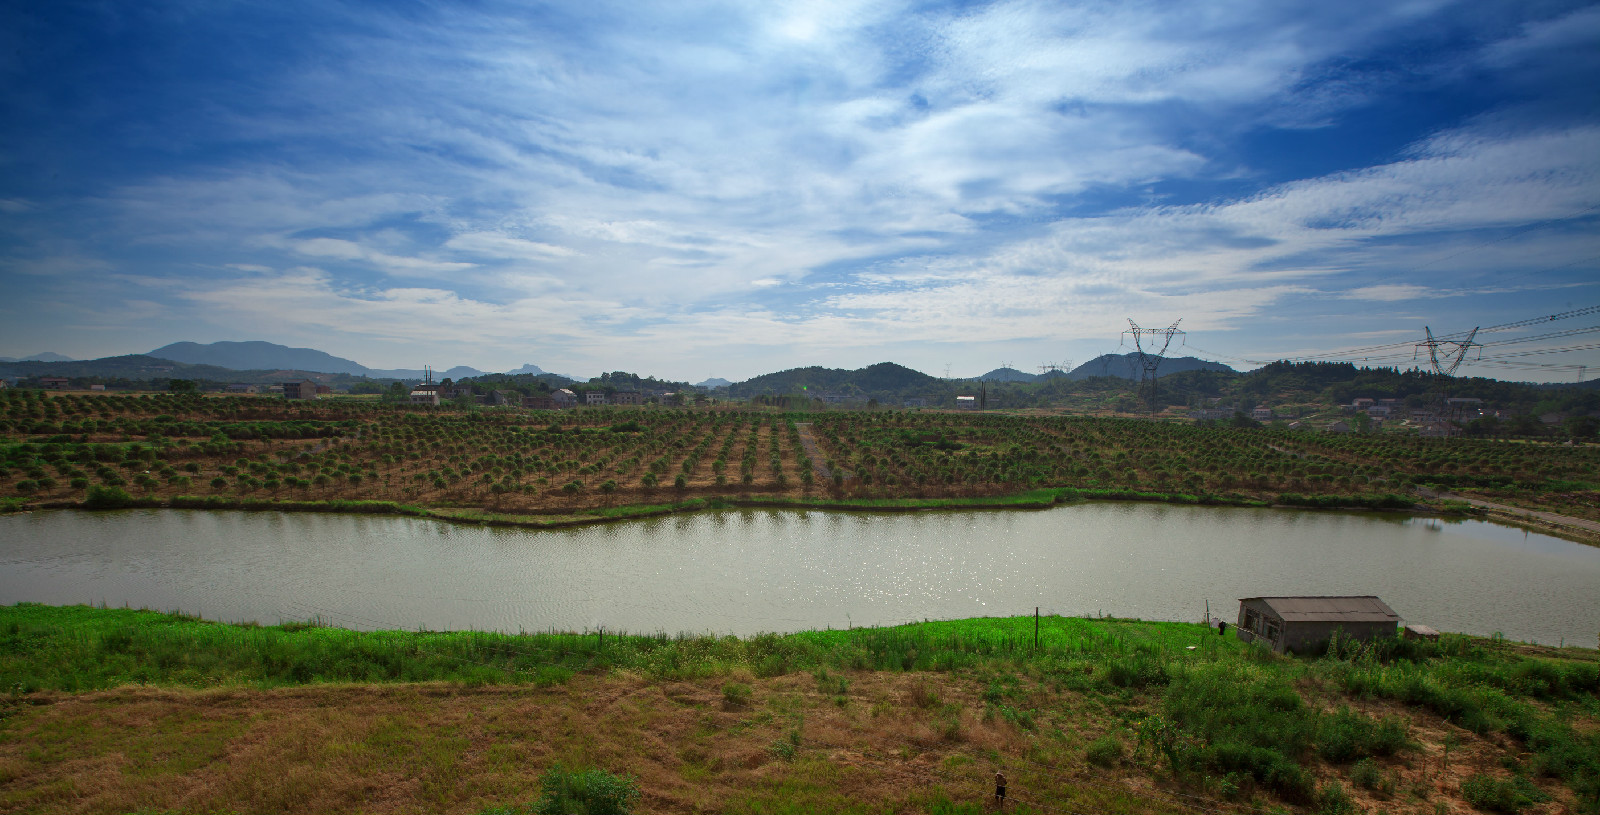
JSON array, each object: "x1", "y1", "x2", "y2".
[{"x1": 1, "y1": 504, "x2": 1597, "y2": 645}]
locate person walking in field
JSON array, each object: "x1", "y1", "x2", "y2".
[{"x1": 995, "y1": 770, "x2": 1007, "y2": 808}]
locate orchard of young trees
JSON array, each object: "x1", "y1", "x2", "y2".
[{"x1": 2, "y1": 389, "x2": 1595, "y2": 521}]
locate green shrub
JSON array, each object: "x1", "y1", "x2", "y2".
[
  {"x1": 1461, "y1": 774, "x2": 1549, "y2": 814},
  {"x1": 1317, "y1": 707, "x2": 1411, "y2": 763},
  {"x1": 1351, "y1": 757, "x2": 1397, "y2": 797},
  {"x1": 84, "y1": 484, "x2": 134, "y2": 508},
  {"x1": 1351, "y1": 757, "x2": 1381, "y2": 788},
  {"x1": 1314, "y1": 781, "x2": 1357, "y2": 815},
  {"x1": 532, "y1": 766, "x2": 640, "y2": 815},
  {"x1": 722, "y1": 682, "x2": 752, "y2": 707},
  {"x1": 1085, "y1": 734, "x2": 1124, "y2": 767}
]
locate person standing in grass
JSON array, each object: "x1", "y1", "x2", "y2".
[{"x1": 995, "y1": 771, "x2": 1007, "y2": 808}]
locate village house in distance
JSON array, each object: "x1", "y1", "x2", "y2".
[{"x1": 281, "y1": 380, "x2": 320, "y2": 400}]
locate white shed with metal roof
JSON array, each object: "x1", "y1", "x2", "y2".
[{"x1": 1235, "y1": 596, "x2": 1401, "y2": 654}]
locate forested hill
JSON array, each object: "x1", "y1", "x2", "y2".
[
  {"x1": 1157, "y1": 361, "x2": 1600, "y2": 413},
  {"x1": 729, "y1": 362, "x2": 944, "y2": 400},
  {"x1": 0, "y1": 355, "x2": 263, "y2": 383},
  {"x1": 1066, "y1": 353, "x2": 1233, "y2": 380}
]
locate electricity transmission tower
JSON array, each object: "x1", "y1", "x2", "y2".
[
  {"x1": 1037, "y1": 361, "x2": 1072, "y2": 375},
  {"x1": 1122, "y1": 319, "x2": 1185, "y2": 416},
  {"x1": 1414, "y1": 326, "x2": 1480, "y2": 376}
]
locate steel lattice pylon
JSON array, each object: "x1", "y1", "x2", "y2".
[
  {"x1": 1122, "y1": 319, "x2": 1185, "y2": 416},
  {"x1": 1415, "y1": 326, "x2": 1480, "y2": 376}
]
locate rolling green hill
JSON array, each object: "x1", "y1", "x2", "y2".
[{"x1": 729, "y1": 362, "x2": 947, "y2": 402}]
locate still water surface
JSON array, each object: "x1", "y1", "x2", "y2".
[{"x1": 1, "y1": 504, "x2": 1596, "y2": 645}]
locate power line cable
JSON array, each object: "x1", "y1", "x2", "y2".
[
  {"x1": 1476, "y1": 325, "x2": 1600, "y2": 347},
  {"x1": 1183, "y1": 304, "x2": 1600, "y2": 368}
]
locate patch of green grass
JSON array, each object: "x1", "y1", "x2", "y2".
[{"x1": 4, "y1": 603, "x2": 1600, "y2": 812}]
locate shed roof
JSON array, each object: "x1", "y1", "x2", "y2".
[{"x1": 1241, "y1": 596, "x2": 1399, "y2": 623}]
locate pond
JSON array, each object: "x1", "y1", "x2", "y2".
[{"x1": 2, "y1": 503, "x2": 1596, "y2": 645}]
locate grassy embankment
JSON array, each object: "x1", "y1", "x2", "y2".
[{"x1": 1, "y1": 603, "x2": 1596, "y2": 814}]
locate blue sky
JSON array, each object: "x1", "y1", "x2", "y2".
[{"x1": 2, "y1": 0, "x2": 1598, "y2": 383}]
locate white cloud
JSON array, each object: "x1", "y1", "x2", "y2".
[
  {"x1": 1482, "y1": 5, "x2": 1600, "y2": 69},
  {"x1": 281, "y1": 237, "x2": 477, "y2": 276},
  {"x1": 442, "y1": 232, "x2": 579, "y2": 260},
  {"x1": 823, "y1": 122, "x2": 1600, "y2": 351},
  {"x1": 1342, "y1": 284, "x2": 1429, "y2": 301},
  {"x1": 9, "y1": 0, "x2": 1598, "y2": 380}
]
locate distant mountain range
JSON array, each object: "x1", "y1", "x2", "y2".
[
  {"x1": 4, "y1": 340, "x2": 1232, "y2": 389},
  {"x1": 0, "y1": 352, "x2": 75, "y2": 363},
  {"x1": 977, "y1": 354, "x2": 1233, "y2": 382},
  {"x1": 143, "y1": 341, "x2": 591, "y2": 381},
  {"x1": 4, "y1": 342, "x2": 1594, "y2": 416},
  {"x1": 0, "y1": 341, "x2": 1233, "y2": 393},
  {"x1": 148, "y1": 341, "x2": 497, "y2": 380}
]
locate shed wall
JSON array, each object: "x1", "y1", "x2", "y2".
[{"x1": 1279, "y1": 620, "x2": 1396, "y2": 654}]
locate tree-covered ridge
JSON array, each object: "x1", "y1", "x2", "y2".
[
  {"x1": 10, "y1": 352, "x2": 1599, "y2": 422},
  {"x1": 450, "y1": 372, "x2": 576, "y2": 395},
  {"x1": 728, "y1": 362, "x2": 945, "y2": 401},
  {"x1": 1229, "y1": 361, "x2": 1600, "y2": 412}
]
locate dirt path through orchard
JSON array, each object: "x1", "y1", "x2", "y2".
[{"x1": 793, "y1": 422, "x2": 833, "y2": 481}]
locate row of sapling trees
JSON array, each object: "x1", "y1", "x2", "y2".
[{"x1": 3, "y1": 389, "x2": 1595, "y2": 512}]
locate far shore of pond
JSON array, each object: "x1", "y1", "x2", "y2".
[{"x1": 10, "y1": 482, "x2": 1595, "y2": 547}]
